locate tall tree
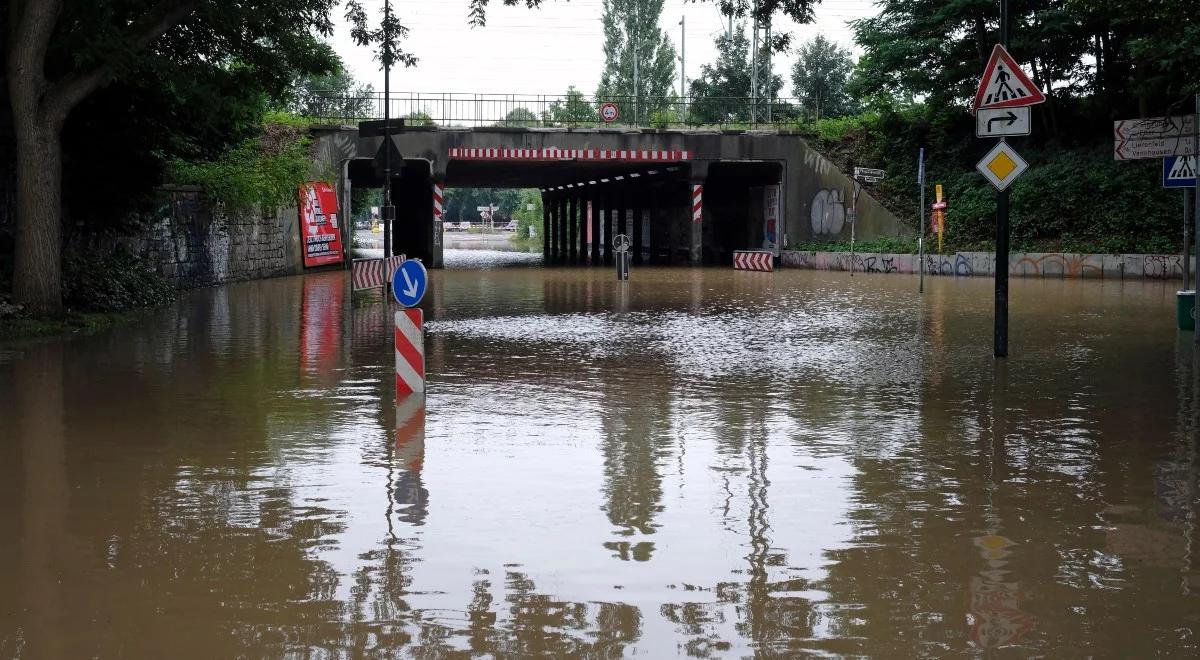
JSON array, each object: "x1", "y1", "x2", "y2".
[
  {"x1": 595, "y1": 0, "x2": 677, "y2": 120},
  {"x1": 791, "y1": 34, "x2": 855, "y2": 120},
  {"x1": 687, "y1": 24, "x2": 782, "y2": 124},
  {"x1": 544, "y1": 86, "x2": 598, "y2": 126},
  {"x1": 3, "y1": 0, "x2": 409, "y2": 315},
  {"x1": 290, "y1": 55, "x2": 376, "y2": 121}
]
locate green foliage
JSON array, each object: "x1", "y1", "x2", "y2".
[
  {"x1": 596, "y1": 0, "x2": 678, "y2": 112},
  {"x1": 687, "y1": 24, "x2": 783, "y2": 124},
  {"x1": 850, "y1": 0, "x2": 1200, "y2": 119},
  {"x1": 804, "y1": 103, "x2": 1182, "y2": 254},
  {"x1": 405, "y1": 111, "x2": 437, "y2": 127},
  {"x1": 443, "y1": 188, "x2": 522, "y2": 222},
  {"x1": 498, "y1": 107, "x2": 539, "y2": 127},
  {"x1": 791, "y1": 34, "x2": 857, "y2": 120},
  {"x1": 170, "y1": 122, "x2": 314, "y2": 210},
  {"x1": 62, "y1": 249, "x2": 176, "y2": 313},
  {"x1": 544, "y1": 87, "x2": 598, "y2": 126},
  {"x1": 288, "y1": 53, "x2": 376, "y2": 120},
  {"x1": 510, "y1": 189, "x2": 544, "y2": 251}
]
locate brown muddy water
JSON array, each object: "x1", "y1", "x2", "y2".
[{"x1": 1, "y1": 249, "x2": 1198, "y2": 657}]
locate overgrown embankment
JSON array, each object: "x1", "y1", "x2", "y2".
[{"x1": 801, "y1": 104, "x2": 1180, "y2": 255}]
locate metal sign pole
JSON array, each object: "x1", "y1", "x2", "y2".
[
  {"x1": 1194, "y1": 92, "x2": 1200, "y2": 343},
  {"x1": 382, "y1": 0, "x2": 393, "y2": 267},
  {"x1": 919, "y1": 147, "x2": 926, "y2": 293},
  {"x1": 994, "y1": 0, "x2": 1011, "y2": 358},
  {"x1": 1185, "y1": 188, "x2": 1192, "y2": 291}
]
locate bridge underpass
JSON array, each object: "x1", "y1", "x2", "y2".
[{"x1": 315, "y1": 126, "x2": 909, "y2": 268}]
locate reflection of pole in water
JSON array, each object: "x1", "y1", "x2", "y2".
[
  {"x1": 392, "y1": 397, "x2": 429, "y2": 528},
  {"x1": 744, "y1": 431, "x2": 772, "y2": 645},
  {"x1": 968, "y1": 366, "x2": 1032, "y2": 649}
]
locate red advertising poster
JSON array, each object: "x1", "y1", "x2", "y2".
[{"x1": 300, "y1": 182, "x2": 344, "y2": 267}]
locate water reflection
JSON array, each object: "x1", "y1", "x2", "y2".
[{"x1": 1, "y1": 254, "x2": 1199, "y2": 655}]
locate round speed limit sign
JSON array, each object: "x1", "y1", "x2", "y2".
[{"x1": 600, "y1": 102, "x2": 620, "y2": 123}]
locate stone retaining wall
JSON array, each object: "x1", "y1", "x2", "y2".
[
  {"x1": 781, "y1": 250, "x2": 1197, "y2": 281},
  {"x1": 105, "y1": 186, "x2": 305, "y2": 288}
]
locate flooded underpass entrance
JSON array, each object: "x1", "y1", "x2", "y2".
[{"x1": 3, "y1": 251, "x2": 1199, "y2": 656}]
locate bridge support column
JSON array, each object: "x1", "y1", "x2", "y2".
[
  {"x1": 568, "y1": 193, "x2": 579, "y2": 264},
  {"x1": 576, "y1": 189, "x2": 585, "y2": 265},
  {"x1": 557, "y1": 195, "x2": 567, "y2": 264},
  {"x1": 590, "y1": 192, "x2": 601, "y2": 265},
  {"x1": 431, "y1": 177, "x2": 445, "y2": 268},
  {"x1": 631, "y1": 192, "x2": 643, "y2": 266},
  {"x1": 542, "y1": 191, "x2": 551, "y2": 260},
  {"x1": 617, "y1": 192, "x2": 628, "y2": 256},
  {"x1": 647, "y1": 194, "x2": 661, "y2": 265},
  {"x1": 690, "y1": 180, "x2": 704, "y2": 266},
  {"x1": 602, "y1": 192, "x2": 614, "y2": 266}
]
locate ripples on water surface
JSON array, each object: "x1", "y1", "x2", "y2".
[{"x1": 2, "y1": 249, "x2": 1198, "y2": 657}]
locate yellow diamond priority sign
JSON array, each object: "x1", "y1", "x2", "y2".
[{"x1": 976, "y1": 141, "x2": 1028, "y2": 191}]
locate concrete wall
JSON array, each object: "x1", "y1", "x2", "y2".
[
  {"x1": 105, "y1": 186, "x2": 305, "y2": 288},
  {"x1": 781, "y1": 249, "x2": 1198, "y2": 280}
]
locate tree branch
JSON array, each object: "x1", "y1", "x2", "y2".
[{"x1": 46, "y1": 0, "x2": 200, "y2": 122}]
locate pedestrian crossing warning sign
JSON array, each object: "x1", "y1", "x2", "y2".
[
  {"x1": 972, "y1": 44, "x2": 1046, "y2": 114},
  {"x1": 1163, "y1": 156, "x2": 1197, "y2": 188}
]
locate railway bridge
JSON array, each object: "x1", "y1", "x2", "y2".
[{"x1": 309, "y1": 124, "x2": 910, "y2": 268}]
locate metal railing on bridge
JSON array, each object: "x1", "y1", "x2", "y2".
[{"x1": 304, "y1": 91, "x2": 805, "y2": 130}]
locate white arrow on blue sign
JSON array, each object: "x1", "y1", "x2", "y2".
[
  {"x1": 392, "y1": 259, "x2": 428, "y2": 307},
  {"x1": 1164, "y1": 155, "x2": 1197, "y2": 188}
]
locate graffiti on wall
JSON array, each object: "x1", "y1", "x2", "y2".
[{"x1": 810, "y1": 189, "x2": 847, "y2": 236}]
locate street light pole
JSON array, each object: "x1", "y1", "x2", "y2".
[
  {"x1": 382, "y1": 0, "x2": 393, "y2": 261},
  {"x1": 676, "y1": 15, "x2": 686, "y2": 100}
]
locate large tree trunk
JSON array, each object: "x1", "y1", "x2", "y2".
[{"x1": 11, "y1": 115, "x2": 64, "y2": 316}]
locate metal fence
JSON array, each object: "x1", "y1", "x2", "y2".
[{"x1": 306, "y1": 92, "x2": 805, "y2": 129}]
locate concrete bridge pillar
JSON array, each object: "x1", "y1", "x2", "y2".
[
  {"x1": 590, "y1": 192, "x2": 601, "y2": 264},
  {"x1": 556, "y1": 194, "x2": 567, "y2": 264},
  {"x1": 630, "y1": 190, "x2": 643, "y2": 266},
  {"x1": 541, "y1": 190, "x2": 551, "y2": 260},
  {"x1": 689, "y1": 162, "x2": 709, "y2": 266},
  {"x1": 602, "y1": 192, "x2": 614, "y2": 267},
  {"x1": 567, "y1": 193, "x2": 578, "y2": 264}
]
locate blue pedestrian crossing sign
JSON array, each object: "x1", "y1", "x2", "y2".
[
  {"x1": 392, "y1": 259, "x2": 428, "y2": 307},
  {"x1": 1164, "y1": 156, "x2": 1197, "y2": 188}
]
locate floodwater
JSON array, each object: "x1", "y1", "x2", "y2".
[{"x1": 2, "y1": 249, "x2": 1198, "y2": 657}]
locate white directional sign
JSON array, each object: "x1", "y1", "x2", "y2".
[
  {"x1": 1114, "y1": 115, "x2": 1198, "y2": 160},
  {"x1": 976, "y1": 107, "x2": 1031, "y2": 137},
  {"x1": 972, "y1": 44, "x2": 1046, "y2": 113},
  {"x1": 976, "y1": 141, "x2": 1029, "y2": 191},
  {"x1": 854, "y1": 167, "x2": 886, "y2": 179}
]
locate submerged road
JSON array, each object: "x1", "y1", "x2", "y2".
[{"x1": 2, "y1": 249, "x2": 1198, "y2": 656}]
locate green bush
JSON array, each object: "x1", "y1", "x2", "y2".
[
  {"x1": 171, "y1": 120, "x2": 313, "y2": 210},
  {"x1": 804, "y1": 102, "x2": 1186, "y2": 255},
  {"x1": 63, "y1": 249, "x2": 176, "y2": 312}
]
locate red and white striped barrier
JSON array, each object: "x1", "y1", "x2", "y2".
[
  {"x1": 692, "y1": 184, "x2": 703, "y2": 224},
  {"x1": 734, "y1": 250, "x2": 774, "y2": 272},
  {"x1": 432, "y1": 182, "x2": 444, "y2": 222},
  {"x1": 395, "y1": 396, "x2": 426, "y2": 471},
  {"x1": 395, "y1": 309, "x2": 425, "y2": 399},
  {"x1": 448, "y1": 148, "x2": 691, "y2": 162},
  {"x1": 386, "y1": 254, "x2": 406, "y2": 283},
  {"x1": 352, "y1": 258, "x2": 385, "y2": 290}
]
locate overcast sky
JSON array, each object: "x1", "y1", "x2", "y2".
[{"x1": 328, "y1": 0, "x2": 879, "y2": 99}]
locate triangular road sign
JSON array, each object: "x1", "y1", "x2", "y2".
[{"x1": 972, "y1": 44, "x2": 1046, "y2": 114}]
